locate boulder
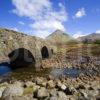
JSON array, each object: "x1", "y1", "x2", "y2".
[
  {"x1": 33, "y1": 85, "x2": 40, "y2": 93},
  {"x1": 50, "y1": 96, "x2": 58, "y2": 100},
  {"x1": 0, "y1": 87, "x2": 6, "y2": 98},
  {"x1": 0, "y1": 90, "x2": 2, "y2": 98},
  {"x1": 46, "y1": 80, "x2": 55, "y2": 89},
  {"x1": 2, "y1": 85, "x2": 23, "y2": 98},
  {"x1": 35, "y1": 77, "x2": 43, "y2": 85},
  {"x1": 80, "y1": 90, "x2": 99, "y2": 99},
  {"x1": 35, "y1": 87, "x2": 49, "y2": 98},
  {"x1": 2, "y1": 94, "x2": 37, "y2": 100},
  {"x1": 57, "y1": 91, "x2": 67, "y2": 100},
  {"x1": 56, "y1": 81, "x2": 66, "y2": 91},
  {"x1": 49, "y1": 89, "x2": 57, "y2": 96},
  {"x1": 1, "y1": 95, "x2": 13, "y2": 100},
  {"x1": 13, "y1": 81, "x2": 24, "y2": 87},
  {"x1": 25, "y1": 81, "x2": 35, "y2": 87},
  {"x1": 61, "y1": 84, "x2": 66, "y2": 91},
  {"x1": 13, "y1": 94, "x2": 37, "y2": 100},
  {"x1": 65, "y1": 86, "x2": 76, "y2": 95}
]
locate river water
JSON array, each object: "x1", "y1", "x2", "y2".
[
  {"x1": 0, "y1": 65, "x2": 82, "y2": 80},
  {"x1": 0, "y1": 64, "x2": 98, "y2": 82},
  {"x1": 0, "y1": 65, "x2": 11, "y2": 75}
]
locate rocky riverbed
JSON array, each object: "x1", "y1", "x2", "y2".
[
  {"x1": 0, "y1": 71, "x2": 100, "y2": 100},
  {"x1": 0, "y1": 56, "x2": 100, "y2": 100}
]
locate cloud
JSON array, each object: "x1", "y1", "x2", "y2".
[
  {"x1": 96, "y1": 30, "x2": 100, "y2": 34},
  {"x1": 73, "y1": 31, "x2": 87, "y2": 38},
  {"x1": 18, "y1": 21, "x2": 25, "y2": 25},
  {"x1": 10, "y1": 27, "x2": 19, "y2": 31},
  {"x1": 74, "y1": 8, "x2": 86, "y2": 18},
  {"x1": 12, "y1": 0, "x2": 68, "y2": 38}
]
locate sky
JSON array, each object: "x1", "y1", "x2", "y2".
[{"x1": 0, "y1": 0, "x2": 100, "y2": 38}]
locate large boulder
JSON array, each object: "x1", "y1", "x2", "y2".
[
  {"x1": 2, "y1": 85, "x2": 24, "y2": 98},
  {"x1": 1, "y1": 94, "x2": 37, "y2": 100},
  {"x1": 0, "y1": 87, "x2": 6, "y2": 98}
]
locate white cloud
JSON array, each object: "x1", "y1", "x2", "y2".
[
  {"x1": 74, "y1": 8, "x2": 86, "y2": 18},
  {"x1": 12, "y1": 0, "x2": 68, "y2": 38},
  {"x1": 10, "y1": 27, "x2": 19, "y2": 31},
  {"x1": 18, "y1": 21, "x2": 25, "y2": 25},
  {"x1": 30, "y1": 20, "x2": 65, "y2": 31},
  {"x1": 12, "y1": 0, "x2": 51, "y2": 20},
  {"x1": 96, "y1": 30, "x2": 100, "y2": 34},
  {"x1": 73, "y1": 31, "x2": 87, "y2": 38}
]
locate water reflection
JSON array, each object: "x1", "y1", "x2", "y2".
[
  {"x1": 0, "y1": 64, "x2": 81, "y2": 79},
  {"x1": 0, "y1": 65, "x2": 11, "y2": 75},
  {"x1": 0, "y1": 64, "x2": 96, "y2": 81},
  {"x1": 50, "y1": 68, "x2": 81, "y2": 78}
]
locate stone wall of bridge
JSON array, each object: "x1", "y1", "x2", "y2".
[{"x1": 0, "y1": 29, "x2": 57, "y2": 69}]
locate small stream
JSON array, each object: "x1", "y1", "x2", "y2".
[
  {"x1": 0, "y1": 64, "x2": 99, "y2": 82},
  {"x1": 0, "y1": 65, "x2": 81, "y2": 77}
]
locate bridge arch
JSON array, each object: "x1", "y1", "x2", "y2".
[
  {"x1": 8, "y1": 48, "x2": 35, "y2": 69},
  {"x1": 41, "y1": 46, "x2": 49, "y2": 59}
]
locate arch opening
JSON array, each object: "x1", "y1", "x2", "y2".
[
  {"x1": 41, "y1": 46, "x2": 49, "y2": 59},
  {"x1": 8, "y1": 48, "x2": 35, "y2": 69}
]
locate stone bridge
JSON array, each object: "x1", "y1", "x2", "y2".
[{"x1": 0, "y1": 29, "x2": 57, "y2": 70}]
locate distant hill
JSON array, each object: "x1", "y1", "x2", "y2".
[
  {"x1": 77, "y1": 33, "x2": 100, "y2": 43},
  {"x1": 46, "y1": 30, "x2": 75, "y2": 45}
]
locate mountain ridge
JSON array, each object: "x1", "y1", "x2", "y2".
[
  {"x1": 46, "y1": 29, "x2": 74, "y2": 44},
  {"x1": 77, "y1": 33, "x2": 100, "y2": 42}
]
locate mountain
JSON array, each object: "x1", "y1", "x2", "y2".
[
  {"x1": 46, "y1": 30, "x2": 74, "y2": 44},
  {"x1": 77, "y1": 33, "x2": 100, "y2": 42}
]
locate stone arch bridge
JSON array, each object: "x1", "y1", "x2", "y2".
[{"x1": 0, "y1": 29, "x2": 57, "y2": 70}]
